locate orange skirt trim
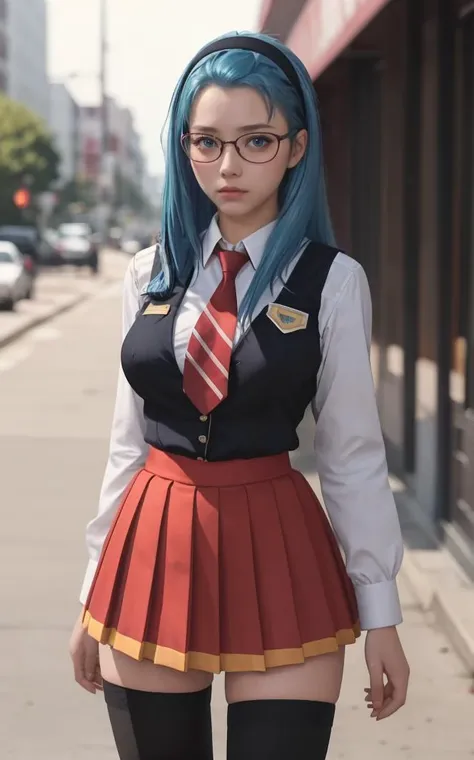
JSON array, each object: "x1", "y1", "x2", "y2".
[
  {"x1": 83, "y1": 610, "x2": 361, "y2": 673},
  {"x1": 82, "y1": 448, "x2": 361, "y2": 674}
]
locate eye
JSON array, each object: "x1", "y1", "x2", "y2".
[
  {"x1": 245, "y1": 134, "x2": 275, "y2": 149},
  {"x1": 191, "y1": 135, "x2": 218, "y2": 150}
]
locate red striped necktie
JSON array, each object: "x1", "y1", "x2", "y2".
[{"x1": 183, "y1": 248, "x2": 249, "y2": 414}]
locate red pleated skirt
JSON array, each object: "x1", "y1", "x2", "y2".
[{"x1": 82, "y1": 448, "x2": 360, "y2": 673}]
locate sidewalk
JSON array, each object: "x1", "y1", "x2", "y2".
[
  {"x1": 0, "y1": 249, "x2": 125, "y2": 349},
  {"x1": 294, "y1": 412, "x2": 474, "y2": 682},
  {"x1": 400, "y1": 540, "x2": 474, "y2": 676}
]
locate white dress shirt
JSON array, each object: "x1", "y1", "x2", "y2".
[{"x1": 80, "y1": 216, "x2": 404, "y2": 631}]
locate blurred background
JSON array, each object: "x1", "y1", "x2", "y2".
[{"x1": 0, "y1": 1, "x2": 473, "y2": 758}]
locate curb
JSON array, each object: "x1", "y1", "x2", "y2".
[
  {"x1": 0, "y1": 292, "x2": 88, "y2": 350},
  {"x1": 401, "y1": 550, "x2": 474, "y2": 676},
  {"x1": 0, "y1": 272, "x2": 118, "y2": 351}
]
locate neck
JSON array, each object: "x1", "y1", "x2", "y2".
[{"x1": 218, "y1": 198, "x2": 278, "y2": 246}]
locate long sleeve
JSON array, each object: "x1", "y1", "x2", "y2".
[
  {"x1": 311, "y1": 258, "x2": 404, "y2": 631},
  {"x1": 79, "y1": 256, "x2": 149, "y2": 604}
]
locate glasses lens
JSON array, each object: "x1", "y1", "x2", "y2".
[
  {"x1": 184, "y1": 134, "x2": 221, "y2": 162},
  {"x1": 236, "y1": 133, "x2": 280, "y2": 163}
]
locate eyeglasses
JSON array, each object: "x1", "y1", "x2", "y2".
[{"x1": 181, "y1": 131, "x2": 293, "y2": 164}]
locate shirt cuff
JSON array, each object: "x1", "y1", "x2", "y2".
[
  {"x1": 354, "y1": 579, "x2": 403, "y2": 630},
  {"x1": 79, "y1": 559, "x2": 98, "y2": 606}
]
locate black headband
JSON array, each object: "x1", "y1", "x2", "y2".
[{"x1": 181, "y1": 35, "x2": 306, "y2": 116}]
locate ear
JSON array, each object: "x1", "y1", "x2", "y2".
[{"x1": 287, "y1": 129, "x2": 308, "y2": 169}]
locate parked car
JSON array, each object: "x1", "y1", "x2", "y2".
[
  {"x1": 37, "y1": 228, "x2": 62, "y2": 266},
  {"x1": 0, "y1": 224, "x2": 38, "y2": 248},
  {"x1": 0, "y1": 226, "x2": 39, "y2": 295},
  {"x1": 0, "y1": 241, "x2": 34, "y2": 310},
  {"x1": 121, "y1": 231, "x2": 155, "y2": 256},
  {"x1": 55, "y1": 223, "x2": 99, "y2": 274}
]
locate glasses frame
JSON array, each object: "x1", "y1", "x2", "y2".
[{"x1": 180, "y1": 130, "x2": 295, "y2": 164}]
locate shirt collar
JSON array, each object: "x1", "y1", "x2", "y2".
[{"x1": 201, "y1": 214, "x2": 277, "y2": 270}]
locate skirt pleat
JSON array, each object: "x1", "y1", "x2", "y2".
[
  {"x1": 218, "y1": 485, "x2": 265, "y2": 671},
  {"x1": 291, "y1": 471, "x2": 360, "y2": 630},
  {"x1": 112, "y1": 476, "x2": 171, "y2": 659},
  {"x1": 187, "y1": 488, "x2": 220, "y2": 670},
  {"x1": 244, "y1": 480, "x2": 303, "y2": 665},
  {"x1": 84, "y1": 469, "x2": 154, "y2": 642},
  {"x1": 152, "y1": 481, "x2": 195, "y2": 670},
  {"x1": 82, "y1": 449, "x2": 361, "y2": 673}
]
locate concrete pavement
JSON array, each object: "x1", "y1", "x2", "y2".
[
  {"x1": 0, "y1": 249, "x2": 121, "y2": 349},
  {"x1": 0, "y1": 252, "x2": 472, "y2": 758}
]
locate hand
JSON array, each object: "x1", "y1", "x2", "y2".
[
  {"x1": 69, "y1": 610, "x2": 103, "y2": 694},
  {"x1": 364, "y1": 626, "x2": 409, "y2": 720}
]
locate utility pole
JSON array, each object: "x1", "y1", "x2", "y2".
[
  {"x1": 100, "y1": 0, "x2": 107, "y2": 158},
  {"x1": 99, "y1": 0, "x2": 109, "y2": 234}
]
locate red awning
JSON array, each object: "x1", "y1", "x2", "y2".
[{"x1": 285, "y1": 0, "x2": 391, "y2": 79}]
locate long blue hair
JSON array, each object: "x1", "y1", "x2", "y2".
[{"x1": 148, "y1": 31, "x2": 336, "y2": 320}]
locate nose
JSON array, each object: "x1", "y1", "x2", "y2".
[{"x1": 219, "y1": 143, "x2": 243, "y2": 177}]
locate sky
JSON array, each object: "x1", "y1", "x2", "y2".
[{"x1": 46, "y1": 0, "x2": 263, "y2": 177}]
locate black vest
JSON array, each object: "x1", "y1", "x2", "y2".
[{"x1": 121, "y1": 241, "x2": 338, "y2": 461}]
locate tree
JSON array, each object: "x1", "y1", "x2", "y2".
[
  {"x1": 51, "y1": 178, "x2": 98, "y2": 224},
  {"x1": 113, "y1": 166, "x2": 153, "y2": 218},
  {"x1": 0, "y1": 94, "x2": 60, "y2": 224}
]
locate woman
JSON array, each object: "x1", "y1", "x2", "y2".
[{"x1": 69, "y1": 31, "x2": 410, "y2": 760}]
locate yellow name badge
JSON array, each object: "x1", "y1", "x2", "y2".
[
  {"x1": 144, "y1": 303, "x2": 171, "y2": 316},
  {"x1": 266, "y1": 303, "x2": 309, "y2": 333}
]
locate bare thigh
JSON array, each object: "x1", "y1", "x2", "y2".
[
  {"x1": 225, "y1": 648, "x2": 345, "y2": 705},
  {"x1": 100, "y1": 645, "x2": 213, "y2": 693}
]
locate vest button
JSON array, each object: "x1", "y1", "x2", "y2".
[
  {"x1": 199, "y1": 415, "x2": 208, "y2": 422},
  {"x1": 198, "y1": 435, "x2": 207, "y2": 444}
]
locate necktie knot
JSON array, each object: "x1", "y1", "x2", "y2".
[{"x1": 218, "y1": 249, "x2": 249, "y2": 281}]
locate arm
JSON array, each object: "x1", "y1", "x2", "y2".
[
  {"x1": 79, "y1": 255, "x2": 149, "y2": 604},
  {"x1": 311, "y1": 258, "x2": 404, "y2": 631}
]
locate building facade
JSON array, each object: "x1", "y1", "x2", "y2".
[
  {"x1": 0, "y1": 0, "x2": 7, "y2": 92},
  {"x1": 6, "y1": 0, "x2": 49, "y2": 122},
  {"x1": 143, "y1": 174, "x2": 162, "y2": 211},
  {"x1": 77, "y1": 96, "x2": 148, "y2": 209},
  {"x1": 260, "y1": 0, "x2": 474, "y2": 579},
  {"x1": 49, "y1": 83, "x2": 79, "y2": 187},
  {"x1": 77, "y1": 105, "x2": 102, "y2": 186}
]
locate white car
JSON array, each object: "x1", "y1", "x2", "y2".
[
  {"x1": 56, "y1": 223, "x2": 99, "y2": 273},
  {"x1": 0, "y1": 241, "x2": 34, "y2": 310}
]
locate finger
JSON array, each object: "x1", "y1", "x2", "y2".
[
  {"x1": 72, "y1": 653, "x2": 97, "y2": 694},
  {"x1": 84, "y1": 647, "x2": 99, "y2": 684},
  {"x1": 371, "y1": 687, "x2": 391, "y2": 719},
  {"x1": 74, "y1": 662, "x2": 97, "y2": 694},
  {"x1": 367, "y1": 662, "x2": 385, "y2": 714},
  {"x1": 376, "y1": 682, "x2": 407, "y2": 720},
  {"x1": 94, "y1": 668, "x2": 104, "y2": 691}
]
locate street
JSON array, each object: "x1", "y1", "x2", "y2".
[{"x1": 0, "y1": 250, "x2": 472, "y2": 760}]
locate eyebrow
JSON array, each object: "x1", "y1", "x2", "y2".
[{"x1": 190, "y1": 123, "x2": 274, "y2": 134}]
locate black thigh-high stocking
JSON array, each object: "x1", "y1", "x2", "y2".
[
  {"x1": 103, "y1": 680, "x2": 214, "y2": 760},
  {"x1": 227, "y1": 698, "x2": 336, "y2": 760}
]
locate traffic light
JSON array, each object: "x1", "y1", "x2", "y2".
[{"x1": 13, "y1": 188, "x2": 31, "y2": 209}]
